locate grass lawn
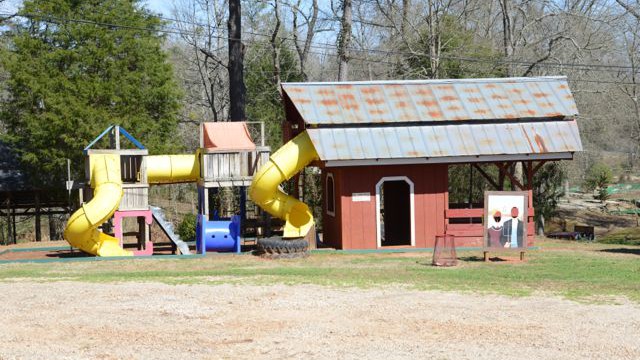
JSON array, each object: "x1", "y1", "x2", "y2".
[
  {"x1": 599, "y1": 227, "x2": 640, "y2": 246},
  {"x1": 0, "y1": 239, "x2": 638, "y2": 302}
]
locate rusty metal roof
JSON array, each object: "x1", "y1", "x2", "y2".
[
  {"x1": 306, "y1": 120, "x2": 582, "y2": 162},
  {"x1": 282, "y1": 76, "x2": 578, "y2": 125}
]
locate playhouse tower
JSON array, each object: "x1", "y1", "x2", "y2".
[
  {"x1": 83, "y1": 126, "x2": 154, "y2": 255},
  {"x1": 196, "y1": 122, "x2": 270, "y2": 254}
]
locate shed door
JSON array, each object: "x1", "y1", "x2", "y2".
[{"x1": 380, "y1": 180, "x2": 411, "y2": 246}]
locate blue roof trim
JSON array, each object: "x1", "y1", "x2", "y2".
[
  {"x1": 83, "y1": 125, "x2": 146, "y2": 152},
  {"x1": 83, "y1": 125, "x2": 114, "y2": 152},
  {"x1": 119, "y1": 127, "x2": 146, "y2": 150}
]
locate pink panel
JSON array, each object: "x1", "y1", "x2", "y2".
[
  {"x1": 133, "y1": 242, "x2": 154, "y2": 256},
  {"x1": 112, "y1": 210, "x2": 153, "y2": 248}
]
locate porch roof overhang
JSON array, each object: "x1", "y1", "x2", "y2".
[
  {"x1": 308, "y1": 119, "x2": 582, "y2": 167},
  {"x1": 323, "y1": 152, "x2": 574, "y2": 167}
]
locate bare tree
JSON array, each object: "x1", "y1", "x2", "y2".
[
  {"x1": 499, "y1": 0, "x2": 514, "y2": 76},
  {"x1": 616, "y1": 15, "x2": 640, "y2": 166},
  {"x1": 171, "y1": 0, "x2": 229, "y2": 123},
  {"x1": 270, "y1": 0, "x2": 283, "y2": 93},
  {"x1": 616, "y1": 0, "x2": 640, "y2": 20},
  {"x1": 292, "y1": 0, "x2": 319, "y2": 80}
]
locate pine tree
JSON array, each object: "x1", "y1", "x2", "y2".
[{"x1": 1, "y1": 0, "x2": 181, "y2": 186}]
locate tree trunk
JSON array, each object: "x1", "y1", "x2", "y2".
[
  {"x1": 48, "y1": 214, "x2": 63, "y2": 241},
  {"x1": 270, "y1": 0, "x2": 282, "y2": 94},
  {"x1": 536, "y1": 214, "x2": 545, "y2": 236},
  {"x1": 499, "y1": 0, "x2": 514, "y2": 76},
  {"x1": 292, "y1": 0, "x2": 318, "y2": 81},
  {"x1": 514, "y1": 162, "x2": 523, "y2": 190},
  {"x1": 337, "y1": 0, "x2": 352, "y2": 81},
  {"x1": 427, "y1": 0, "x2": 440, "y2": 78},
  {"x1": 401, "y1": 0, "x2": 410, "y2": 40},
  {"x1": 228, "y1": 0, "x2": 245, "y2": 121}
]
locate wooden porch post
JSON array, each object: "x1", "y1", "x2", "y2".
[
  {"x1": 5, "y1": 198, "x2": 11, "y2": 245},
  {"x1": 11, "y1": 204, "x2": 17, "y2": 244},
  {"x1": 35, "y1": 192, "x2": 41, "y2": 242}
]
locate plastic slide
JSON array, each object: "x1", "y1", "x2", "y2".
[
  {"x1": 249, "y1": 131, "x2": 319, "y2": 238},
  {"x1": 146, "y1": 154, "x2": 199, "y2": 184},
  {"x1": 64, "y1": 154, "x2": 200, "y2": 256},
  {"x1": 64, "y1": 154, "x2": 132, "y2": 256}
]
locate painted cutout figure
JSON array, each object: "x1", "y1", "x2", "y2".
[
  {"x1": 487, "y1": 210, "x2": 503, "y2": 247},
  {"x1": 501, "y1": 207, "x2": 524, "y2": 248}
]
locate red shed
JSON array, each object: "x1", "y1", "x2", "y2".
[{"x1": 281, "y1": 77, "x2": 582, "y2": 250}]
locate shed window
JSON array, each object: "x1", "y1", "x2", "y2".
[{"x1": 326, "y1": 173, "x2": 335, "y2": 216}]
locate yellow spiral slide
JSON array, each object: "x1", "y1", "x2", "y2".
[
  {"x1": 249, "y1": 131, "x2": 319, "y2": 238},
  {"x1": 64, "y1": 153, "x2": 199, "y2": 256},
  {"x1": 63, "y1": 154, "x2": 131, "y2": 256}
]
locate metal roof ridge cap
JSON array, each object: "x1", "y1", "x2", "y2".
[{"x1": 282, "y1": 76, "x2": 568, "y2": 86}]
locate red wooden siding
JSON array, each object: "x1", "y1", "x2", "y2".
[
  {"x1": 322, "y1": 164, "x2": 537, "y2": 250},
  {"x1": 322, "y1": 164, "x2": 448, "y2": 250}
]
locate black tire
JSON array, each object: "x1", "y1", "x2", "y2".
[{"x1": 256, "y1": 237, "x2": 308, "y2": 258}]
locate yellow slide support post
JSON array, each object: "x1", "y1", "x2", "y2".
[
  {"x1": 249, "y1": 131, "x2": 319, "y2": 238},
  {"x1": 63, "y1": 154, "x2": 132, "y2": 257}
]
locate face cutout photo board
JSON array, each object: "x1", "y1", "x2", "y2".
[{"x1": 484, "y1": 191, "x2": 528, "y2": 251}]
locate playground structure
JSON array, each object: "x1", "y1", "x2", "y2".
[
  {"x1": 63, "y1": 76, "x2": 584, "y2": 256},
  {"x1": 63, "y1": 123, "x2": 270, "y2": 256}
]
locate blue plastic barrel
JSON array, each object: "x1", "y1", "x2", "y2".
[{"x1": 196, "y1": 214, "x2": 241, "y2": 254}]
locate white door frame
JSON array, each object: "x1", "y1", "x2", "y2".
[
  {"x1": 326, "y1": 172, "x2": 335, "y2": 217},
  {"x1": 375, "y1": 176, "x2": 415, "y2": 248}
]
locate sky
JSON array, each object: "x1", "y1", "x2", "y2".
[{"x1": 145, "y1": 0, "x2": 172, "y2": 16}]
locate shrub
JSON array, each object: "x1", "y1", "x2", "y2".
[
  {"x1": 177, "y1": 213, "x2": 197, "y2": 242},
  {"x1": 583, "y1": 163, "x2": 613, "y2": 201}
]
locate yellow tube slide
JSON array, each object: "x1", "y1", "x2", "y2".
[
  {"x1": 249, "y1": 131, "x2": 319, "y2": 238},
  {"x1": 146, "y1": 154, "x2": 199, "y2": 184},
  {"x1": 64, "y1": 154, "x2": 132, "y2": 257}
]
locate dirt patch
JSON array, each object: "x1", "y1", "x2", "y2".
[
  {"x1": 0, "y1": 239, "x2": 187, "y2": 260},
  {"x1": 0, "y1": 240, "x2": 70, "y2": 250},
  {"x1": 0, "y1": 282, "x2": 638, "y2": 359},
  {"x1": 0, "y1": 249, "x2": 87, "y2": 261}
]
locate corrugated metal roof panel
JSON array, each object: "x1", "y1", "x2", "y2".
[
  {"x1": 282, "y1": 77, "x2": 578, "y2": 125},
  {"x1": 306, "y1": 120, "x2": 582, "y2": 161}
]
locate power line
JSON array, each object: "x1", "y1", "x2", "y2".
[
  {"x1": 149, "y1": 11, "x2": 640, "y2": 73},
  {"x1": 2, "y1": 11, "x2": 640, "y2": 83}
]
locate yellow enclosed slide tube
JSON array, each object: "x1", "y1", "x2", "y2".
[
  {"x1": 146, "y1": 154, "x2": 199, "y2": 184},
  {"x1": 249, "y1": 131, "x2": 319, "y2": 238},
  {"x1": 63, "y1": 154, "x2": 132, "y2": 257}
]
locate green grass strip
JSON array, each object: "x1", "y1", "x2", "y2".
[{"x1": 0, "y1": 253, "x2": 205, "y2": 264}]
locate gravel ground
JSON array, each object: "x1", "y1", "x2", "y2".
[{"x1": 0, "y1": 282, "x2": 639, "y2": 359}]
